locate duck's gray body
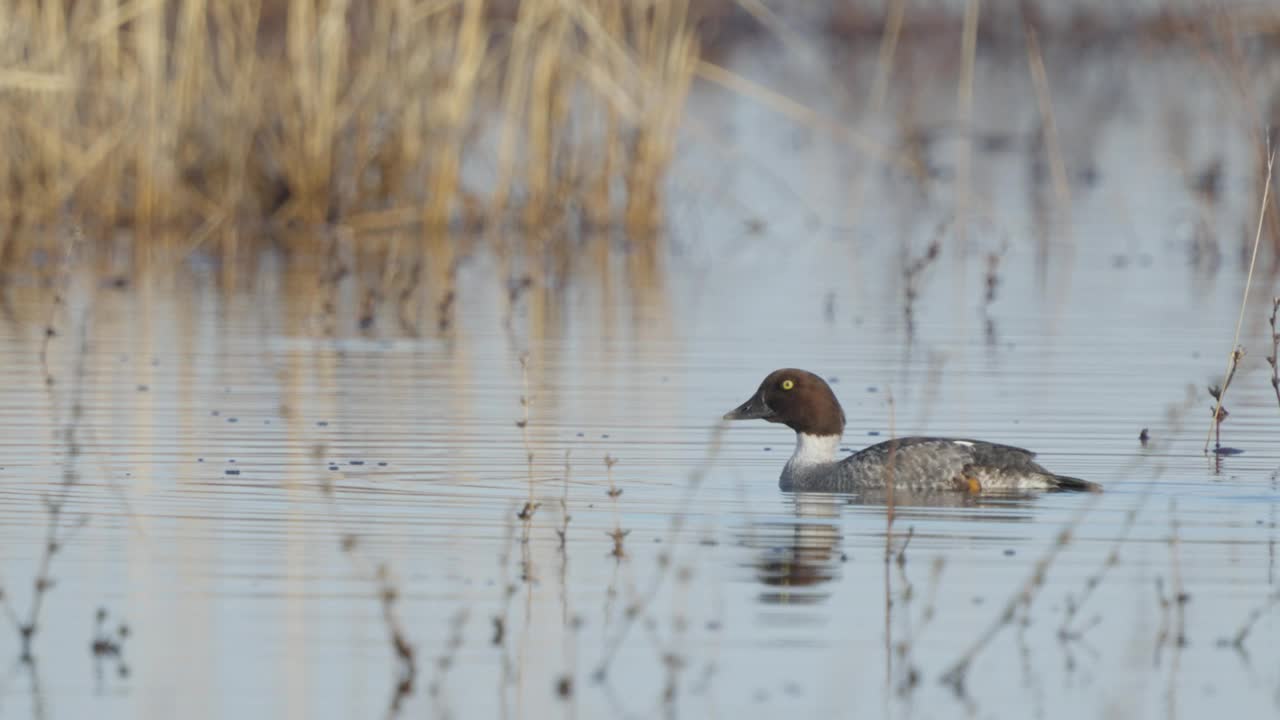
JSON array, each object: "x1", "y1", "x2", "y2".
[{"x1": 780, "y1": 436, "x2": 1094, "y2": 493}]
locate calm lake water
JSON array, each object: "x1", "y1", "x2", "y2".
[{"x1": 4, "y1": 31, "x2": 1280, "y2": 720}]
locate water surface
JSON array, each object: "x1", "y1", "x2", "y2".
[{"x1": 3, "y1": 32, "x2": 1280, "y2": 720}]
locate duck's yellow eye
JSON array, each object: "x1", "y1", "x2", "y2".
[{"x1": 781, "y1": 379, "x2": 795, "y2": 390}]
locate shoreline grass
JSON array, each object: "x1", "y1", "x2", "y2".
[
  {"x1": 2, "y1": 2, "x2": 1276, "y2": 268},
  {"x1": 0, "y1": 0, "x2": 706, "y2": 258}
]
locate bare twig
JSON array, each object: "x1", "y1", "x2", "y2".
[
  {"x1": 8, "y1": 286, "x2": 92, "y2": 662},
  {"x1": 939, "y1": 501, "x2": 1102, "y2": 695},
  {"x1": 942, "y1": 368, "x2": 1193, "y2": 695},
  {"x1": 492, "y1": 506, "x2": 519, "y2": 720},
  {"x1": 322, "y1": 458, "x2": 419, "y2": 715},
  {"x1": 1207, "y1": 358, "x2": 1242, "y2": 453},
  {"x1": 603, "y1": 455, "x2": 625, "y2": 559},
  {"x1": 896, "y1": 554, "x2": 944, "y2": 697},
  {"x1": 556, "y1": 452, "x2": 577, "y2": 720},
  {"x1": 1163, "y1": 501, "x2": 1188, "y2": 719},
  {"x1": 90, "y1": 607, "x2": 130, "y2": 686},
  {"x1": 983, "y1": 250, "x2": 1002, "y2": 306},
  {"x1": 556, "y1": 451, "x2": 572, "y2": 550},
  {"x1": 427, "y1": 607, "x2": 467, "y2": 717},
  {"x1": 1218, "y1": 589, "x2": 1280, "y2": 653},
  {"x1": 593, "y1": 424, "x2": 725, "y2": 680},
  {"x1": 1204, "y1": 147, "x2": 1274, "y2": 453},
  {"x1": 883, "y1": 389, "x2": 898, "y2": 688},
  {"x1": 982, "y1": 247, "x2": 1005, "y2": 345},
  {"x1": 1168, "y1": 503, "x2": 1187, "y2": 650},
  {"x1": 605, "y1": 455, "x2": 621, "y2": 498},
  {"x1": 1025, "y1": 23, "x2": 1071, "y2": 210},
  {"x1": 517, "y1": 353, "x2": 539, "y2": 582},
  {"x1": 1059, "y1": 505, "x2": 1140, "y2": 640},
  {"x1": 903, "y1": 238, "x2": 941, "y2": 338},
  {"x1": 955, "y1": 0, "x2": 980, "y2": 251},
  {"x1": 1266, "y1": 297, "x2": 1280, "y2": 410},
  {"x1": 377, "y1": 564, "x2": 417, "y2": 717}
]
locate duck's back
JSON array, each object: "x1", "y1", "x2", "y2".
[{"x1": 786, "y1": 436, "x2": 1096, "y2": 493}]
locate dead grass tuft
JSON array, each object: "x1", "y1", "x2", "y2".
[{"x1": 0, "y1": 0, "x2": 703, "y2": 257}]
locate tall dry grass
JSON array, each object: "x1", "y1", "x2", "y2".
[{"x1": 0, "y1": 0, "x2": 702, "y2": 264}]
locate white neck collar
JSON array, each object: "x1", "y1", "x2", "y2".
[{"x1": 786, "y1": 433, "x2": 841, "y2": 470}]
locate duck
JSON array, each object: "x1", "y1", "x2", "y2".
[{"x1": 723, "y1": 369, "x2": 1100, "y2": 493}]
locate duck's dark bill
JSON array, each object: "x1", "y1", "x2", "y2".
[{"x1": 724, "y1": 393, "x2": 774, "y2": 421}]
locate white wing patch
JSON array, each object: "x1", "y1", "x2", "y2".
[{"x1": 953, "y1": 440, "x2": 975, "y2": 447}]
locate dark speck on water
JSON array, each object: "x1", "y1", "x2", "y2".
[
  {"x1": 136, "y1": 384, "x2": 148, "y2": 392},
  {"x1": 1003, "y1": 549, "x2": 1016, "y2": 556},
  {"x1": 224, "y1": 469, "x2": 240, "y2": 476},
  {"x1": 377, "y1": 462, "x2": 387, "y2": 467},
  {"x1": 227, "y1": 417, "x2": 238, "y2": 423},
  {"x1": 867, "y1": 431, "x2": 880, "y2": 436},
  {"x1": 317, "y1": 421, "x2": 329, "y2": 427},
  {"x1": 329, "y1": 465, "x2": 339, "y2": 471},
  {"x1": 211, "y1": 410, "x2": 220, "y2": 416},
  {"x1": 349, "y1": 460, "x2": 364, "y2": 465},
  {"x1": 866, "y1": 386, "x2": 877, "y2": 393}
]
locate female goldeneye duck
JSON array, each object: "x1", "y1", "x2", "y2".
[{"x1": 724, "y1": 369, "x2": 1101, "y2": 493}]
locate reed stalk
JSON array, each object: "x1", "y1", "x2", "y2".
[{"x1": 0, "y1": 0, "x2": 702, "y2": 258}]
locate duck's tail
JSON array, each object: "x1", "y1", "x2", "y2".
[{"x1": 1050, "y1": 475, "x2": 1103, "y2": 493}]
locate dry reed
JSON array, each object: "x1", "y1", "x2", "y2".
[
  {"x1": 4, "y1": 242, "x2": 91, "y2": 663},
  {"x1": 1267, "y1": 297, "x2": 1280, "y2": 410},
  {"x1": 1203, "y1": 147, "x2": 1274, "y2": 453},
  {"x1": 594, "y1": 423, "x2": 724, "y2": 681},
  {"x1": 0, "y1": 0, "x2": 703, "y2": 260}
]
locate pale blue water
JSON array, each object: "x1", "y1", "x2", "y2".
[{"x1": 3, "y1": 28, "x2": 1280, "y2": 720}]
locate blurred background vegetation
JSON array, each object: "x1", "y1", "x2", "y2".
[{"x1": 1, "y1": 1, "x2": 1278, "y2": 282}]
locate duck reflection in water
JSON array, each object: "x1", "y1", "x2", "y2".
[
  {"x1": 753, "y1": 494, "x2": 844, "y2": 605},
  {"x1": 751, "y1": 491, "x2": 1040, "y2": 604}
]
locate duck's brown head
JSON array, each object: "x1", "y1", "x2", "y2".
[{"x1": 723, "y1": 368, "x2": 846, "y2": 437}]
